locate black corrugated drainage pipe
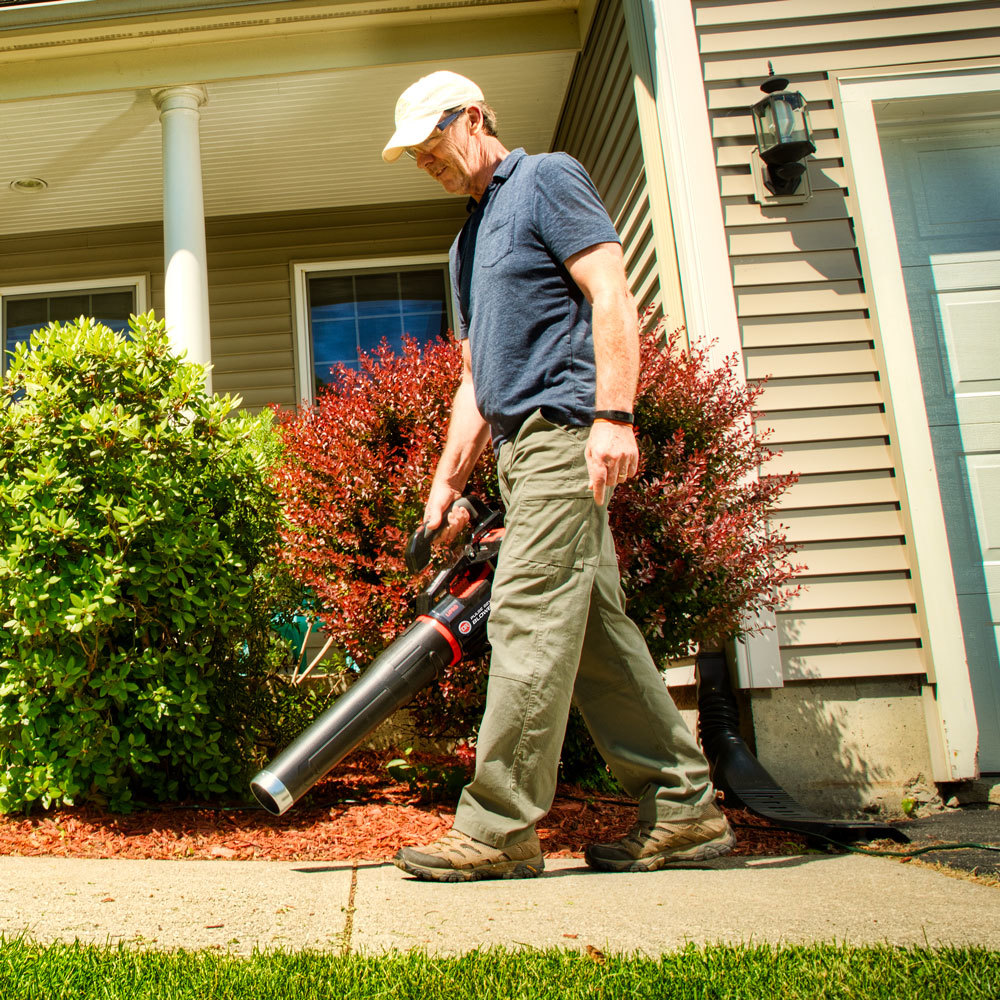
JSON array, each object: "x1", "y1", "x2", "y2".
[{"x1": 695, "y1": 650, "x2": 909, "y2": 845}]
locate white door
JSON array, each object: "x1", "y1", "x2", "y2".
[{"x1": 880, "y1": 121, "x2": 1000, "y2": 772}]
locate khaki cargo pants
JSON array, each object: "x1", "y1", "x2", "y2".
[{"x1": 453, "y1": 410, "x2": 715, "y2": 848}]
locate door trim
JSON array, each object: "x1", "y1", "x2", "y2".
[{"x1": 832, "y1": 61, "x2": 1000, "y2": 780}]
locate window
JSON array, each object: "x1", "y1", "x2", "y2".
[
  {"x1": 294, "y1": 257, "x2": 451, "y2": 403},
  {"x1": 1, "y1": 277, "x2": 147, "y2": 377}
]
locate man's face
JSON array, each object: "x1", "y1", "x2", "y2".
[{"x1": 411, "y1": 108, "x2": 480, "y2": 195}]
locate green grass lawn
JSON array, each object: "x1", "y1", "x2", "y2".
[{"x1": 1, "y1": 938, "x2": 997, "y2": 1000}]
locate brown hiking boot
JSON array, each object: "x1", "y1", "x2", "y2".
[
  {"x1": 585, "y1": 803, "x2": 736, "y2": 872},
  {"x1": 394, "y1": 828, "x2": 545, "y2": 882}
]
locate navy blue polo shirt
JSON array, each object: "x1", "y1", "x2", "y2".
[{"x1": 448, "y1": 148, "x2": 621, "y2": 448}]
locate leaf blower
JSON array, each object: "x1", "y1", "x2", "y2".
[{"x1": 249, "y1": 497, "x2": 503, "y2": 816}]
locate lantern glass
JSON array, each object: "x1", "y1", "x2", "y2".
[{"x1": 752, "y1": 91, "x2": 814, "y2": 164}]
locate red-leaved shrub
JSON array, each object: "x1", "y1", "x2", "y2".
[
  {"x1": 612, "y1": 325, "x2": 799, "y2": 662},
  {"x1": 271, "y1": 338, "x2": 499, "y2": 733},
  {"x1": 273, "y1": 321, "x2": 798, "y2": 735}
]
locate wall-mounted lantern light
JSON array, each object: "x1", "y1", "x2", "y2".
[{"x1": 751, "y1": 63, "x2": 816, "y2": 204}]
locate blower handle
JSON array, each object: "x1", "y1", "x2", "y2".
[{"x1": 405, "y1": 496, "x2": 479, "y2": 574}]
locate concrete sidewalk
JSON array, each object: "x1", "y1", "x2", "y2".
[{"x1": 2, "y1": 852, "x2": 998, "y2": 956}]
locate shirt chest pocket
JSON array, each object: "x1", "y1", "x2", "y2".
[{"x1": 477, "y1": 216, "x2": 514, "y2": 268}]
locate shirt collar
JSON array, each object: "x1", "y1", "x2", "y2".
[{"x1": 466, "y1": 148, "x2": 526, "y2": 213}]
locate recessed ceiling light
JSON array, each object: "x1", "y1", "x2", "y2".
[{"x1": 10, "y1": 178, "x2": 48, "y2": 193}]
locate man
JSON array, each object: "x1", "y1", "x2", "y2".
[{"x1": 382, "y1": 71, "x2": 734, "y2": 881}]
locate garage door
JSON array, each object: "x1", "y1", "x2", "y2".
[{"x1": 880, "y1": 121, "x2": 1000, "y2": 772}]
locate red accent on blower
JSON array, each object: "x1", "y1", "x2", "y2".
[
  {"x1": 417, "y1": 614, "x2": 462, "y2": 666},
  {"x1": 449, "y1": 562, "x2": 492, "y2": 600}
]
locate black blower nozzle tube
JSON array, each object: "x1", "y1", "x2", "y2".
[{"x1": 250, "y1": 618, "x2": 454, "y2": 815}]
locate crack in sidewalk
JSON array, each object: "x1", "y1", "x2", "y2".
[{"x1": 340, "y1": 860, "x2": 358, "y2": 954}]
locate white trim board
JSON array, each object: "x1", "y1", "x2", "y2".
[
  {"x1": 638, "y1": 0, "x2": 742, "y2": 366},
  {"x1": 640, "y1": 0, "x2": 781, "y2": 689},
  {"x1": 0, "y1": 273, "x2": 149, "y2": 307},
  {"x1": 291, "y1": 253, "x2": 450, "y2": 407},
  {"x1": 833, "y1": 61, "x2": 999, "y2": 781}
]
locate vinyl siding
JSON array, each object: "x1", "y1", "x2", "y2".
[
  {"x1": 0, "y1": 198, "x2": 467, "y2": 409},
  {"x1": 693, "y1": 0, "x2": 1000, "y2": 681},
  {"x1": 553, "y1": 0, "x2": 661, "y2": 317},
  {"x1": 0, "y1": 222, "x2": 162, "y2": 293}
]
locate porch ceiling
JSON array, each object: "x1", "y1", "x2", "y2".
[{"x1": 0, "y1": 50, "x2": 575, "y2": 237}]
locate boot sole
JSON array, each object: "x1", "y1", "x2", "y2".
[
  {"x1": 584, "y1": 827, "x2": 736, "y2": 873},
  {"x1": 393, "y1": 855, "x2": 545, "y2": 882}
]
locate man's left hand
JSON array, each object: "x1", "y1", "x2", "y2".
[{"x1": 585, "y1": 420, "x2": 639, "y2": 506}]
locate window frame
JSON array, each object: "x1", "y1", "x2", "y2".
[
  {"x1": 0, "y1": 274, "x2": 150, "y2": 377},
  {"x1": 292, "y1": 254, "x2": 452, "y2": 406}
]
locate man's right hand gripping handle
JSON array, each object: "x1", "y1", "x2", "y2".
[{"x1": 405, "y1": 495, "x2": 477, "y2": 573}]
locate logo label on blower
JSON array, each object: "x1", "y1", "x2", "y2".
[{"x1": 458, "y1": 620, "x2": 472, "y2": 635}]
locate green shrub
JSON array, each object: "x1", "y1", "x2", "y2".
[{"x1": 0, "y1": 314, "x2": 293, "y2": 813}]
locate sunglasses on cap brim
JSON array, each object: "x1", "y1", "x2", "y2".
[{"x1": 404, "y1": 107, "x2": 467, "y2": 159}]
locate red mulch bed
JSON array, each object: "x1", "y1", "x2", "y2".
[{"x1": 0, "y1": 751, "x2": 806, "y2": 862}]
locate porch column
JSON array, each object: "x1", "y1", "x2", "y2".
[{"x1": 152, "y1": 85, "x2": 212, "y2": 391}]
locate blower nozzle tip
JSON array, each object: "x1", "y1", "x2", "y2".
[{"x1": 250, "y1": 770, "x2": 294, "y2": 816}]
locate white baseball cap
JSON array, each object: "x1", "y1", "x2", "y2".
[{"x1": 382, "y1": 70, "x2": 484, "y2": 163}]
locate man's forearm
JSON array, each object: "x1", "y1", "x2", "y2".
[
  {"x1": 591, "y1": 290, "x2": 639, "y2": 413},
  {"x1": 434, "y1": 379, "x2": 490, "y2": 491},
  {"x1": 564, "y1": 242, "x2": 641, "y2": 505},
  {"x1": 423, "y1": 377, "x2": 491, "y2": 530}
]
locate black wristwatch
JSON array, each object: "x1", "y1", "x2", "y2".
[{"x1": 593, "y1": 410, "x2": 634, "y2": 425}]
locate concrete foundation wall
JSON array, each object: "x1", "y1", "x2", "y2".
[{"x1": 749, "y1": 676, "x2": 937, "y2": 819}]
